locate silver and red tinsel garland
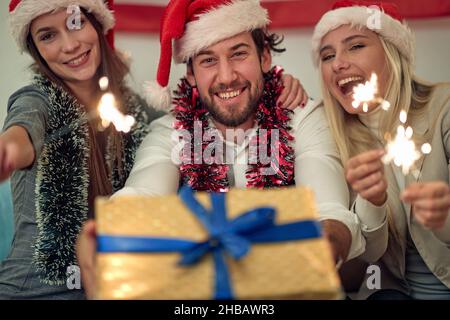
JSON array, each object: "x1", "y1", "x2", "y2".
[{"x1": 172, "y1": 66, "x2": 295, "y2": 192}]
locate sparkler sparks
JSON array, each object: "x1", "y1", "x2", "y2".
[
  {"x1": 382, "y1": 111, "x2": 431, "y2": 175},
  {"x1": 421, "y1": 143, "x2": 432, "y2": 154},
  {"x1": 350, "y1": 73, "x2": 431, "y2": 176},
  {"x1": 383, "y1": 125, "x2": 421, "y2": 175},
  {"x1": 351, "y1": 73, "x2": 391, "y2": 112},
  {"x1": 98, "y1": 77, "x2": 135, "y2": 133},
  {"x1": 349, "y1": 72, "x2": 431, "y2": 175}
]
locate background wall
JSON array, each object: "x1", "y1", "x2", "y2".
[{"x1": 1, "y1": 5, "x2": 450, "y2": 126}]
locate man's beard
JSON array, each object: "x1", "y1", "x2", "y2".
[{"x1": 201, "y1": 79, "x2": 263, "y2": 127}]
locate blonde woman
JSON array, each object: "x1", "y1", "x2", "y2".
[{"x1": 312, "y1": 1, "x2": 450, "y2": 299}]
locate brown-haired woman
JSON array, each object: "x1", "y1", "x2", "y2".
[{"x1": 0, "y1": 0, "x2": 162, "y2": 299}]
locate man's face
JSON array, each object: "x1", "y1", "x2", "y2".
[{"x1": 187, "y1": 32, "x2": 272, "y2": 128}]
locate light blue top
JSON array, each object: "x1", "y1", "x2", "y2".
[
  {"x1": 0, "y1": 180, "x2": 13, "y2": 261},
  {"x1": 405, "y1": 234, "x2": 450, "y2": 300}
]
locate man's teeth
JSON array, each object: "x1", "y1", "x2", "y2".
[
  {"x1": 67, "y1": 52, "x2": 88, "y2": 65},
  {"x1": 338, "y1": 76, "x2": 364, "y2": 87},
  {"x1": 218, "y1": 90, "x2": 241, "y2": 100}
]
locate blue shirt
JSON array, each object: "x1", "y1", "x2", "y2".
[{"x1": 0, "y1": 181, "x2": 13, "y2": 261}]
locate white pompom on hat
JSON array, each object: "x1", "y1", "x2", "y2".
[{"x1": 311, "y1": 0, "x2": 415, "y2": 66}]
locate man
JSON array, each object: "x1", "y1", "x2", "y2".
[{"x1": 77, "y1": 0, "x2": 365, "y2": 298}]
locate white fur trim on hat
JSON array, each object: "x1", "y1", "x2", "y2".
[
  {"x1": 311, "y1": 6, "x2": 415, "y2": 66},
  {"x1": 174, "y1": 0, "x2": 269, "y2": 63},
  {"x1": 10, "y1": 0, "x2": 115, "y2": 54}
]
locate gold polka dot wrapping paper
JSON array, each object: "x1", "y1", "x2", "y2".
[{"x1": 95, "y1": 187, "x2": 343, "y2": 299}]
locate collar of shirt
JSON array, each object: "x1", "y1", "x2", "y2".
[
  {"x1": 207, "y1": 117, "x2": 258, "y2": 153},
  {"x1": 207, "y1": 117, "x2": 259, "y2": 188},
  {"x1": 358, "y1": 106, "x2": 383, "y2": 137}
]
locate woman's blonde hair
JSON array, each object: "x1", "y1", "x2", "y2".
[{"x1": 320, "y1": 31, "x2": 436, "y2": 242}]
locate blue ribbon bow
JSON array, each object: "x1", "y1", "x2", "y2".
[{"x1": 98, "y1": 187, "x2": 322, "y2": 299}]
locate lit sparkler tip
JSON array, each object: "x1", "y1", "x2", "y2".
[
  {"x1": 351, "y1": 72, "x2": 381, "y2": 111},
  {"x1": 363, "y1": 103, "x2": 369, "y2": 112},
  {"x1": 101, "y1": 119, "x2": 110, "y2": 128},
  {"x1": 421, "y1": 143, "x2": 432, "y2": 154},
  {"x1": 101, "y1": 92, "x2": 115, "y2": 104},
  {"x1": 119, "y1": 116, "x2": 136, "y2": 133},
  {"x1": 399, "y1": 110, "x2": 407, "y2": 124},
  {"x1": 405, "y1": 126, "x2": 413, "y2": 139},
  {"x1": 99, "y1": 77, "x2": 109, "y2": 91},
  {"x1": 385, "y1": 123, "x2": 422, "y2": 175},
  {"x1": 98, "y1": 91, "x2": 136, "y2": 133},
  {"x1": 381, "y1": 100, "x2": 391, "y2": 111}
]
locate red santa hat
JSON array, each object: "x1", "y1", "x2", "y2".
[
  {"x1": 145, "y1": 0, "x2": 270, "y2": 111},
  {"x1": 311, "y1": 0, "x2": 415, "y2": 66},
  {"x1": 9, "y1": 0, "x2": 116, "y2": 54}
]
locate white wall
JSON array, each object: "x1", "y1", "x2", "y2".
[{"x1": 1, "y1": 5, "x2": 450, "y2": 126}]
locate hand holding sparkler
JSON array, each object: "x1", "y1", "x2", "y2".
[
  {"x1": 401, "y1": 181, "x2": 450, "y2": 230},
  {"x1": 98, "y1": 77, "x2": 136, "y2": 133},
  {"x1": 345, "y1": 149, "x2": 388, "y2": 206}
]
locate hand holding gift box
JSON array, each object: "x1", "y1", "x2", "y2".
[{"x1": 95, "y1": 187, "x2": 342, "y2": 299}]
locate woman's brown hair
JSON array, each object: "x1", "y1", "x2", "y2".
[{"x1": 26, "y1": 8, "x2": 130, "y2": 215}]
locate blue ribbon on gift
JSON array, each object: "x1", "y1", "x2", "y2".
[{"x1": 98, "y1": 187, "x2": 322, "y2": 299}]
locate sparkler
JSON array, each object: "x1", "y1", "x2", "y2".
[
  {"x1": 350, "y1": 73, "x2": 431, "y2": 176},
  {"x1": 351, "y1": 73, "x2": 391, "y2": 112},
  {"x1": 382, "y1": 110, "x2": 431, "y2": 176},
  {"x1": 98, "y1": 77, "x2": 135, "y2": 133}
]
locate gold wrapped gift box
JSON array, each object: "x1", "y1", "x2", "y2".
[{"x1": 95, "y1": 187, "x2": 342, "y2": 299}]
